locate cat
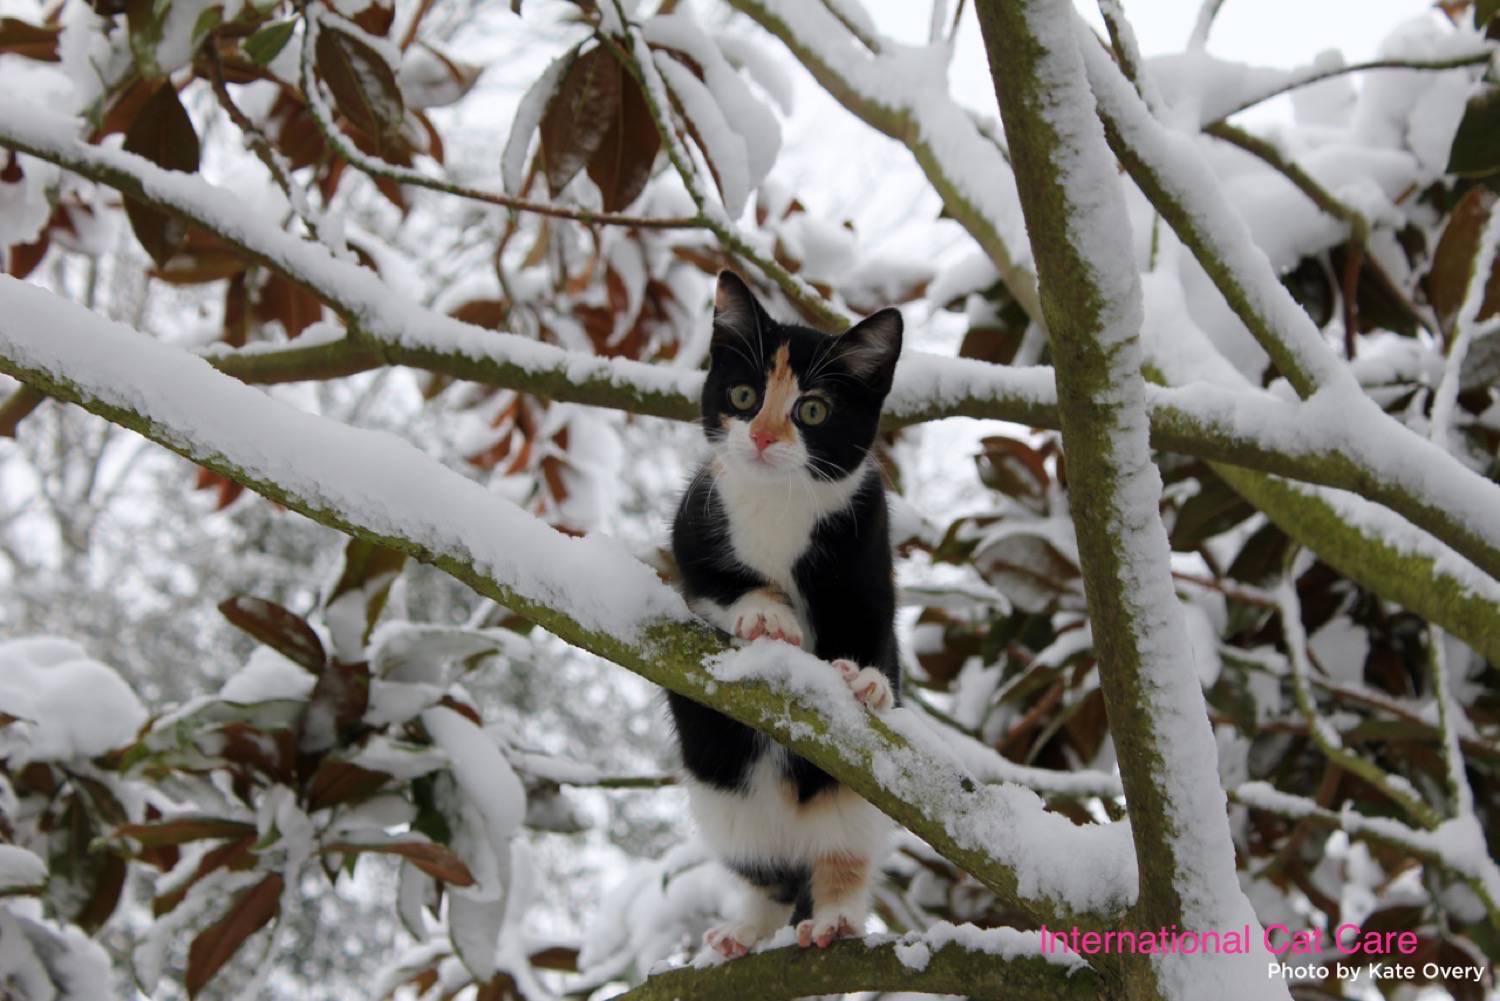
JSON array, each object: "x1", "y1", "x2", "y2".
[{"x1": 667, "y1": 270, "x2": 903, "y2": 956}]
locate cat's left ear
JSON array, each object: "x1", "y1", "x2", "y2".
[{"x1": 832, "y1": 308, "x2": 903, "y2": 395}]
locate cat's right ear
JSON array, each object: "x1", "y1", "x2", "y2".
[{"x1": 712, "y1": 271, "x2": 765, "y2": 353}]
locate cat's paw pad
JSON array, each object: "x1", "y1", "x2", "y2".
[
  {"x1": 841, "y1": 665, "x2": 893, "y2": 712},
  {"x1": 795, "y1": 912, "x2": 859, "y2": 949},
  {"x1": 729, "y1": 592, "x2": 803, "y2": 646},
  {"x1": 704, "y1": 923, "x2": 756, "y2": 958}
]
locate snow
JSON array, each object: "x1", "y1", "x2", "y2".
[
  {"x1": 0, "y1": 636, "x2": 147, "y2": 764},
  {"x1": 706, "y1": 639, "x2": 1138, "y2": 915},
  {"x1": 501, "y1": 50, "x2": 571, "y2": 196},
  {"x1": 0, "y1": 846, "x2": 46, "y2": 892},
  {"x1": 0, "y1": 275, "x2": 691, "y2": 643},
  {"x1": 653, "y1": 53, "x2": 752, "y2": 219},
  {"x1": 644, "y1": 14, "x2": 781, "y2": 188},
  {"x1": 220, "y1": 646, "x2": 318, "y2": 703}
]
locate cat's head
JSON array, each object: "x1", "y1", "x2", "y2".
[{"x1": 701, "y1": 271, "x2": 902, "y2": 483}]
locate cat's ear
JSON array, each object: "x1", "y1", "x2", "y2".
[
  {"x1": 712, "y1": 271, "x2": 767, "y2": 351},
  {"x1": 833, "y1": 308, "x2": 903, "y2": 394}
]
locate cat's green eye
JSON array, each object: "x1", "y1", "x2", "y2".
[
  {"x1": 796, "y1": 396, "x2": 830, "y2": 425},
  {"x1": 728, "y1": 384, "x2": 758, "y2": 411}
]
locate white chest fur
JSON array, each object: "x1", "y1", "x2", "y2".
[{"x1": 713, "y1": 460, "x2": 869, "y2": 600}]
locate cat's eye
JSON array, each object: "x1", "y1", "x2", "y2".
[
  {"x1": 728, "y1": 384, "x2": 758, "y2": 411},
  {"x1": 796, "y1": 396, "x2": 830, "y2": 426}
]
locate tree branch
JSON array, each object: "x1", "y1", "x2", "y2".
[
  {"x1": 976, "y1": 4, "x2": 1264, "y2": 997},
  {"x1": 5, "y1": 100, "x2": 1500, "y2": 652},
  {"x1": 1211, "y1": 52, "x2": 1495, "y2": 125},
  {"x1": 597, "y1": 3, "x2": 849, "y2": 330},
  {"x1": 724, "y1": 0, "x2": 1045, "y2": 327},
  {"x1": 609, "y1": 934, "x2": 1103, "y2": 1001},
  {"x1": 0, "y1": 275, "x2": 1135, "y2": 936}
]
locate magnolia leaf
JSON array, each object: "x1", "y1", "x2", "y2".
[
  {"x1": 122, "y1": 81, "x2": 200, "y2": 266},
  {"x1": 1426, "y1": 186, "x2": 1500, "y2": 327},
  {"x1": 1447, "y1": 86, "x2": 1500, "y2": 178},
  {"x1": 539, "y1": 46, "x2": 622, "y2": 196},
  {"x1": 0, "y1": 17, "x2": 61, "y2": 61},
  {"x1": 185, "y1": 873, "x2": 283, "y2": 998},
  {"x1": 322, "y1": 838, "x2": 475, "y2": 887},
  {"x1": 243, "y1": 19, "x2": 295, "y2": 66},
  {"x1": 586, "y1": 72, "x2": 660, "y2": 212},
  {"x1": 325, "y1": 538, "x2": 407, "y2": 654},
  {"x1": 316, "y1": 21, "x2": 406, "y2": 157},
  {"x1": 218, "y1": 595, "x2": 327, "y2": 672}
]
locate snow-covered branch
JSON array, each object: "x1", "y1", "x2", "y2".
[
  {"x1": 0, "y1": 275, "x2": 1137, "y2": 935},
  {"x1": 610, "y1": 928, "x2": 1100, "y2": 1001},
  {"x1": 724, "y1": 0, "x2": 1044, "y2": 326},
  {"x1": 975, "y1": 4, "x2": 1275, "y2": 997},
  {"x1": 6, "y1": 96, "x2": 1500, "y2": 665}
]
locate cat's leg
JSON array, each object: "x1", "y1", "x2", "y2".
[
  {"x1": 796, "y1": 851, "x2": 871, "y2": 949},
  {"x1": 830, "y1": 659, "x2": 894, "y2": 711},
  {"x1": 704, "y1": 879, "x2": 794, "y2": 958}
]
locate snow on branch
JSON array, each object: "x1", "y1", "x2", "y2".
[
  {"x1": 611, "y1": 927, "x2": 1099, "y2": 1001},
  {"x1": 0, "y1": 275, "x2": 1138, "y2": 933},
  {"x1": 4, "y1": 100, "x2": 1500, "y2": 647},
  {"x1": 976, "y1": 3, "x2": 1280, "y2": 998},
  {"x1": 724, "y1": 0, "x2": 1043, "y2": 326}
]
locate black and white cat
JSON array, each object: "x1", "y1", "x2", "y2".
[{"x1": 668, "y1": 271, "x2": 903, "y2": 955}]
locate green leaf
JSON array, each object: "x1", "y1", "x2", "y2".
[
  {"x1": 1447, "y1": 86, "x2": 1500, "y2": 178},
  {"x1": 1478, "y1": 0, "x2": 1499, "y2": 29},
  {"x1": 122, "y1": 81, "x2": 200, "y2": 266},
  {"x1": 244, "y1": 18, "x2": 295, "y2": 66}
]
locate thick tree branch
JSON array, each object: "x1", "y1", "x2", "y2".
[
  {"x1": 4, "y1": 101, "x2": 1500, "y2": 652},
  {"x1": 0, "y1": 276, "x2": 1135, "y2": 938},
  {"x1": 976, "y1": 4, "x2": 1270, "y2": 998},
  {"x1": 610, "y1": 934, "x2": 1103, "y2": 1001}
]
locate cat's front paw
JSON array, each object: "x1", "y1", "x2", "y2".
[
  {"x1": 831, "y1": 660, "x2": 894, "y2": 712},
  {"x1": 795, "y1": 910, "x2": 861, "y2": 949},
  {"x1": 704, "y1": 922, "x2": 760, "y2": 958},
  {"x1": 729, "y1": 591, "x2": 803, "y2": 646}
]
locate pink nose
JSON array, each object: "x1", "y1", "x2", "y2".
[{"x1": 750, "y1": 428, "x2": 776, "y2": 452}]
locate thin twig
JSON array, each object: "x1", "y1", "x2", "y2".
[
  {"x1": 1212, "y1": 52, "x2": 1494, "y2": 124},
  {"x1": 300, "y1": 7, "x2": 702, "y2": 231},
  {"x1": 1275, "y1": 578, "x2": 1441, "y2": 829},
  {"x1": 599, "y1": 1, "x2": 850, "y2": 330}
]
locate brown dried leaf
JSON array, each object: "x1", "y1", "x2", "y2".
[
  {"x1": 1426, "y1": 185, "x2": 1500, "y2": 328},
  {"x1": 322, "y1": 839, "x2": 475, "y2": 886},
  {"x1": 218, "y1": 595, "x2": 327, "y2": 672},
  {"x1": 539, "y1": 46, "x2": 622, "y2": 196},
  {"x1": 122, "y1": 81, "x2": 201, "y2": 266},
  {"x1": 186, "y1": 873, "x2": 283, "y2": 997},
  {"x1": 587, "y1": 72, "x2": 660, "y2": 212},
  {"x1": 115, "y1": 817, "x2": 257, "y2": 848},
  {"x1": 0, "y1": 17, "x2": 61, "y2": 60},
  {"x1": 316, "y1": 22, "x2": 407, "y2": 158},
  {"x1": 253, "y1": 271, "x2": 325, "y2": 338}
]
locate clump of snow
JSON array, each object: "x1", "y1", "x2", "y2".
[
  {"x1": 0, "y1": 846, "x2": 47, "y2": 893},
  {"x1": 219, "y1": 646, "x2": 318, "y2": 703},
  {"x1": 0, "y1": 636, "x2": 147, "y2": 764}
]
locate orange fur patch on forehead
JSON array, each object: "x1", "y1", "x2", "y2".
[{"x1": 749, "y1": 343, "x2": 798, "y2": 443}]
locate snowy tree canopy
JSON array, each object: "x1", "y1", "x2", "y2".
[{"x1": 0, "y1": 0, "x2": 1498, "y2": 999}]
